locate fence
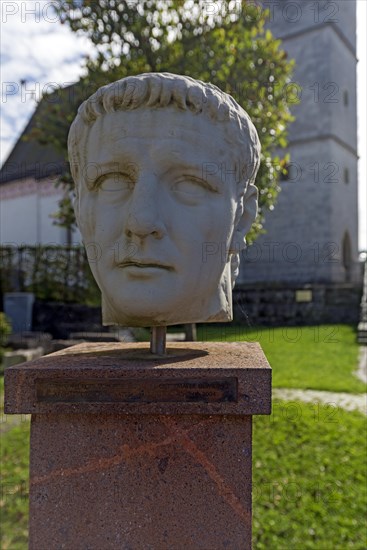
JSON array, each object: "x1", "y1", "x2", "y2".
[{"x1": 0, "y1": 245, "x2": 100, "y2": 306}]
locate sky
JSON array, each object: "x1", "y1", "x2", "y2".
[{"x1": 0, "y1": 0, "x2": 366, "y2": 251}]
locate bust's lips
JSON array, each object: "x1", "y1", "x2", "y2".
[{"x1": 117, "y1": 259, "x2": 174, "y2": 271}]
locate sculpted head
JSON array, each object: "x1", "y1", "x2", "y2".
[{"x1": 68, "y1": 73, "x2": 260, "y2": 326}]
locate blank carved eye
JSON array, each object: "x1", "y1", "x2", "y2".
[
  {"x1": 172, "y1": 177, "x2": 210, "y2": 200},
  {"x1": 97, "y1": 173, "x2": 134, "y2": 194}
]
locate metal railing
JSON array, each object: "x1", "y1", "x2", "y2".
[{"x1": 0, "y1": 245, "x2": 99, "y2": 306}]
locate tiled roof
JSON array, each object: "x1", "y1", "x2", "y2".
[{"x1": 0, "y1": 84, "x2": 77, "y2": 185}]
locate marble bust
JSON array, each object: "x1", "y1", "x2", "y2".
[{"x1": 68, "y1": 73, "x2": 261, "y2": 327}]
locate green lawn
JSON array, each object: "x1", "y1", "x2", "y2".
[
  {"x1": 0, "y1": 421, "x2": 30, "y2": 550},
  {"x1": 197, "y1": 324, "x2": 366, "y2": 393},
  {"x1": 1, "y1": 324, "x2": 365, "y2": 548},
  {"x1": 1, "y1": 403, "x2": 366, "y2": 549},
  {"x1": 253, "y1": 401, "x2": 367, "y2": 549}
]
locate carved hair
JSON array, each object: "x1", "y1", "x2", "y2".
[
  {"x1": 68, "y1": 72, "x2": 260, "y2": 192},
  {"x1": 68, "y1": 72, "x2": 261, "y2": 285}
]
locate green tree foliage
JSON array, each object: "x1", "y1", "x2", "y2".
[{"x1": 31, "y1": 0, "x2": 295, "y2": 241}]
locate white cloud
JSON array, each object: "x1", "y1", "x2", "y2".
[{"x1": 0, "y1": 0, "x2": 91, "y2": 163}]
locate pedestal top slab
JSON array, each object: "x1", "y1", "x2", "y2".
[{"x1": 5, "y1": 342, "x2": 271, "y2": 416}]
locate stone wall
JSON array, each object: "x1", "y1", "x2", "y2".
[
  {"x1": 32, "y1": 301, "x2": 106, "y2": 339},
  {"x1": 31, "y1": 283, "x2": 363, "y2": 337},
  {"x1": 233, "y1": 283, "x2": 363, "y2": 326}
]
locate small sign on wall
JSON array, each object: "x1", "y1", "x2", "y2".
[{"x1": 295, "y1": 290, "x2": 313, "y2": 303}]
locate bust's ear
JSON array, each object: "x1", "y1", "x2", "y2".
[{"x1": 229, "y1": 184, "x2": 258, "y2": 252}]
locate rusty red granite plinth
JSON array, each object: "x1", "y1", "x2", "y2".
[{"x1": 5, "y1": 342, "x2": 271, "y2": 550}]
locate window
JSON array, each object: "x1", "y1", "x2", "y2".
[
  {"x1": 342, "y1": 231, "x2": 352, "y2": 282},
  {"x1": 344, "y1": 168, "x2": 349, "y2": 184}
]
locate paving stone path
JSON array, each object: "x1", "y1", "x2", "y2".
[
  {"x1": 273, "y1": 345, "x2": 367, "y2": 415},
  {"x1": 273, "y1": 388, "x2": 367, "y2": 415},
  {"x1": 355, "y1": 346, "x2": 367, "y2": 383}
]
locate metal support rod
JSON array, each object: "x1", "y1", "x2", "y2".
[{"x1": 150, "y1": 326, "x2": 167, "y2": 355}]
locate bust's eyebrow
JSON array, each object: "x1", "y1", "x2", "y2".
[
  {"x1": 162, "y1": 149, "x2": 226, "y2": 190},
  {"x1": 162, "y1": 162, "x2": 221, "y2": 193}
]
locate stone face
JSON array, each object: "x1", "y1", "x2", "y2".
[
  {"x1": 5, "y1": 342, "x2": 271, "y2": 550},
  {"x1": 68, "y1": 73, "x2": 261, "y2": 326}
]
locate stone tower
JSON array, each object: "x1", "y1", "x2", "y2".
[{"x1": 239, "y1": 0, "x2": 360, "y2": 285}]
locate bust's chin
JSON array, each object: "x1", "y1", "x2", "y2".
[{"x1": 101, "y1": 264, "x2": 233, "y2": 327}]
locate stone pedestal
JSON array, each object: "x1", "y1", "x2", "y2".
[{"x1": 5, "y1": 342, "x2": 271, "y2": 550}]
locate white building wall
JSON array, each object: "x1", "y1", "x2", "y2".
[
  {"x1": 266, "y1": 0, "x2": 356, "y2": 50},
  {"x1": 329, "y1": 143, "x2": 360, "y2": 281},
  {"x1": 0, "y1": 177, "x2": 82, "y2": 246},
  {"x1": 239, "y1": 0, "x2": 359, "y2": 285}
]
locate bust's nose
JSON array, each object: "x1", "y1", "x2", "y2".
[{"x1": 124, "y1": 174, "x2": 165, "y2": 240}]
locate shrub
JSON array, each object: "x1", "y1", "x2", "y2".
[{"x1": 0, "y1": 312, "x2": 11, "y2": 362}]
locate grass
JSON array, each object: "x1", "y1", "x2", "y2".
[
  {"x1": 134, "y1": 324, "x2": 364, "y2": 393},
  {"x1": 0, "y1": 323, "x2": 365, "y2": 548},
  {"x1": 196, "y1": 324, "x2": 366, "y2": 393},
  {"x1": 0, "y1": 421, "x2": 30, "y2": 550},
  {"x1": 0, "y1": 403, "x2": 366, "y2": 549},
  {"x1": 253, "y1": 401, "x2": 367, "y2": 549}
]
